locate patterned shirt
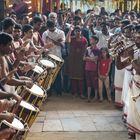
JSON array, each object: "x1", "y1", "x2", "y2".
[{"x1": 84, "y1": 46, "x2": 100, "y2": 71}]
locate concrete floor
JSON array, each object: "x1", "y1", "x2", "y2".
[{"x1": 26, "y1": 94, "x2": 130, "y2": 140}]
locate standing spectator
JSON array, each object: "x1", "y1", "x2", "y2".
[
  {"x1": 42, "y1": 20, "x2": 65, "y2": 96},
  {"x1": 13, "y1": 0, "x2": 28, "y2": 19},
  {"x1": 75, "y1": 9, "x2": 82, "y2": 17},
  {"x1": 95, "y1": 16, "x2": 103, "y2": 31},
  {"x1": 48, "y1": 12, "x2": 61, "y2": 28},
  {"x1": 83, "y1": 35, "x2": 100, "y2": 102},
  {"x1": 66, "y1": 26, "x2": 87, "y2": 98},
  {"x1": 9, "y1": 12, "x2": 17, "y2": 22},
  {"x1": 98, "y1": 48, "x2": 112, "y2": 102},
  {"x1": 84, "y1": 14, "x2": 113, "y2": 49},
  {"x1": 114, "y1": 9, "x2": 122, "y2": 17},
  {"x1": 99, "y1": 7, "x2": 108, "y2": 16},
  {"x1": 42, "y1": 20, "x2": 65, "y2": 59},
  {"x1": 91, "y1": 23, "x2": 113, "y2": 49},
  {"x1": 21, "y1": 14, "x2": 30, "y2": 26}
]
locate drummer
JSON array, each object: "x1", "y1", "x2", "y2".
[
  {"x1": 12, "y1": 24, "x2": 35, "y2": 76},
  {"x1": 127, "y1": 30, "x2": 140, "y2": 140},
  {"x1": 0, "y1": 33, "x2": 30, "y2": 136},
  {"x1": 113, "y1": 24, "x2": 139, "y2": 139},
  {"x1": 0, "y1": 33, "x2": 33, "y2": 93},
  {"x1": 0, "y1": 60, "x2": 22, "y2": 116},
  {"x1": 0, "y1": 86, "x2": 21, "y2": 113},
  {"x1": 22, "y1": 24, "x2": 45, "y2": 63},
  {"x1": 2, "y1": 17, "x2": 15, "y2": 35},
  {"x1": 0, "y1": 67, "x2": 21, "y2": 140},
  {"x1": 2, "y1": 17, "x2": 33, "y2": 74},
  {"x1": 32, "y1": 16, "x2": 44, "y2": 47},
  {"x1": 12, "y1": 23, "x2": 23, "y2": 49},
  {"x1": 116, "y1": 24, "x2": 135, "y2": 69},
  {"x1": 0, "y1": 111, "x2": 16, "y2": 139},
  {"x1": 32, "y1": 16, "x2": 50, "y2": 57},
  {"x1": 0, "y1": 67, "x2": 21, "y2": 101}
]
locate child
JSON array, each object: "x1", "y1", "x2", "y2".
[
  {"x1": 98, "y1": 47, "x2": 112, "y2": 102},
  {"x1": 83, "y1": 35, "x2": 100, "y2": 102}
]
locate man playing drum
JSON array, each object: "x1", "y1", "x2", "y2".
[
  {"x1": 127, "y1": 30, "x2": 140, "y2": 140},
  {"x1": 115, "y1": 25, "x2": 140, "y2": 140},
  {"x1": 0, "y1": 33, "x2": 33, "y2": 93}
]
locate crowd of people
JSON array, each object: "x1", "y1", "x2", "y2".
[{"x1": 0, "y1": 4, "x2": 139, "y2": 140}]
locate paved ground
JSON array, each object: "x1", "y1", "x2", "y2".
[{"x1": 26, "y1": 94, "x2": 130, "y2": 140}]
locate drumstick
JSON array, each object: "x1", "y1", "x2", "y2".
[{"x1": 35, "y1": 48, "x2": 45, "y2": 63}]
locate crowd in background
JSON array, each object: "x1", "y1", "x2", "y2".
[{"x1": 0, "y1": 3, "x2": 140, "y2": 139}]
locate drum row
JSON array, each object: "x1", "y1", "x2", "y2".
[
  {"x1": 0, "y1": 54, "x2": 64, "y2": 140},
  {"x1": 30, "y1": 53, "x2": 64, "y2": 90}
]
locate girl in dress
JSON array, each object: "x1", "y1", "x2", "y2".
[{"x1": 98, "y1": 47, "x2": 112, "y2": 102}]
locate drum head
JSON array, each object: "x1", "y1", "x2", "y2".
[
  {"x1": 48, "y1": 54, "x2": 62, "y2": 62},
  {"x1": 20, "y1": 101, "x2": 36, "y2": 111},
  {"x1": 33, "y1": 65, "x2": 44, "y2": 74},
  {"x1": 2, "y1": 118, "x2": 24, "y2": 130},
  {"x1": 40, "y1": 59, "x2": 55, "y2": 68},
  {"x1": 29, "y1": 84, "x2": 44, "y2": 97}
]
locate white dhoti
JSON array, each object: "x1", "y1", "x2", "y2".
[
  {"x1": 127, "y1": 74, "x2": 140, "y2": 139},
  {"x1": 114, "y1": 67, "x2": 125, "y2": 107},
  {"x1": 136, "y1": 134, "x2": 140, "y2": 140},
  {"x1": 122, "y1": 66, "x2": 132, "y2": 120}
]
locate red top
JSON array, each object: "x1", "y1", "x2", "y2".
[{"x1": 98, "y1": 58, "x2": 112, "y2": 76}]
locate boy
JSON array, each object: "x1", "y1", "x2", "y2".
[{"x1": 83, "y1": 35, "x2": 100, "y2": 102}]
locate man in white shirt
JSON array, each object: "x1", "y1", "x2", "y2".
[
  {"x1": 42, "y1": 20, "x2": 65, "y2": 58},
  {"x1": 42, "y1": 20, "x2": 65, "y2": 96},
  {"x1": 88, "y1": 21, "x2": 113, "y2": 49},
  {"x1": 94, "y1": 23, "x2": 113, "y2": 49}
]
